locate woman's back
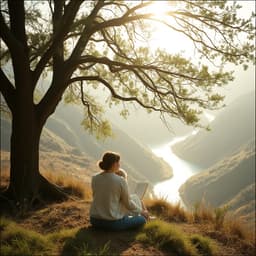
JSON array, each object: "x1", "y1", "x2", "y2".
[{"x1": 90, "y1": 172, "x2": 126, "y2": 220}]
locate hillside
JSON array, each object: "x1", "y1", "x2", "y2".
[
  {"x1": 46, "y1": 102, "x2": 172, "y2": 183},
  {"x1": 172, "y1": 92, "x2": 255, "y2": 168},
  {"x1": 179, "y1": 138, "x2": 255, "y2": 226}
]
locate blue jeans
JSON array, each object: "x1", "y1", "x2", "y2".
[{"x1": 90, "y1": 215, "x2": 146, "y2": 231}]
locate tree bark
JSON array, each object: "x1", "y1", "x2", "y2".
[
  {"x1": 7, "y1": 108, "x2": 41, "y2": 202},
  {"x1": 3, "y1": 96, "x2": 67, "y2": 206}
]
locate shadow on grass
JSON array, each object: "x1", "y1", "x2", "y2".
[{"x1": 61, "y1": 225, "x2": 141, "y2": 256}]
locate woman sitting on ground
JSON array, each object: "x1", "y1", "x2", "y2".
[{"x1": 89, "y1": 151, "x2": 149, "y2": 231}]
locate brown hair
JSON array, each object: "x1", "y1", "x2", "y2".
[{"x1": 98, "y1": 151, "x2": 120, "y2": 171}]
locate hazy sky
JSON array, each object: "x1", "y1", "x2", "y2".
[{"x1": 147, "y1": 1, "x2": 255, "y2": 104}]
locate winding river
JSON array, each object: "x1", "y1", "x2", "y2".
[{"x1": 152, "y1": 131, "x2": 201, "y2": 204}]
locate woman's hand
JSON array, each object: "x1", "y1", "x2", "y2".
[{"x1": 141, "y1": 210, "x2": 149, "y2": 220}]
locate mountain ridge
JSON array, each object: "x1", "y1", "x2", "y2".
[{"x1": 172, "y1": 92, "x2": 255, "y2": 168}]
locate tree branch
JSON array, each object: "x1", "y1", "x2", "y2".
[
  {"x1": 32, "y1": 0, "x2": 83, "y2": 87},
  {"x1": 74, "y1": 55, "x2": 201, "y2": 81},
  {"x1": 0, "y1": 13, "x2": 23, "y2": 58},
  {"x1": 8, "y1": 0, "x2": 28, "y2": 50},
  {"x1": 66, "y1": 0, "x2": 106, "y2": 63},
  {"x1": 68, "y1": 75, "x2": 163, "y2": 112},
  {"x1": 0, "y1": 68, "x2": 15, "y2": 111}
]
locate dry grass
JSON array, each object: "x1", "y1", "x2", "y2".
[
  {"x1": 42, "y1": 170, "x2": 92, "y2": 201},
  {"x1": 224, "y1": 214, "x2": 255, "y2": 243},
  {"x1": 0, "y1": 167, "x2": 92, "y2": 201},
  {"x1": 0, "y1": 167, "x2": 9, "y2": 191},
  {"x1": 192, "y1": 198, "x2": 215, "y2": 224},
  {"x1": 145, "y1": 197, "x2": 190, "y2": 223}
]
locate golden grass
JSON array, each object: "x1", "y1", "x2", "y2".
[
  {"x1": 192, "y1": 199, "x2": 215, "y2": 224},
  {"x1": 42, "y1": 170, "x2": 92, "y2": 201},
  {"x1": 224, "y1": 214, "x2": 255, "y2": 243},
  {"x1": 0, "y1": 168, "x2": 92, "y2": 201},
  {"x1": 145, "y1": 197, "x2": 190, "y2": 223},
  {"x1": 0, "y1": 167, "x2": 10, "y2": 190}
]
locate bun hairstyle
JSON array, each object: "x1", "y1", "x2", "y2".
[{"x1": 98, "y1": 151, "x2": 120, "y2": 171}]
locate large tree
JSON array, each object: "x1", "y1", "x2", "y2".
[{"x1": 0, "y1": 0, "x2": 255, "y2": 205}]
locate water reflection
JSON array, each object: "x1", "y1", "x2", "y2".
[{"x1": 152, "y1": 133, "x2": 200, "y2": 204}]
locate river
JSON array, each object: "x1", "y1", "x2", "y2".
[{"x1": 152, "y1": 131, "x2": 201, "y2": 204}]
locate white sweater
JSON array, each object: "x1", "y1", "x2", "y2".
[{"x1": 89, "y1": 172, "x2": 141, "y2": 220}]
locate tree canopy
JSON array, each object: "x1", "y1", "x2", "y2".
[
  {"x1": 0, "y1": 0, "x2": 255, "y2": 204},
  {"x1": 1, "y1": 0, "x2": 255, "y2": 135}
]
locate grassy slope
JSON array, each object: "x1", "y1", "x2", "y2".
[
  {"x1": 1, "y1": 198, "x2": 255, "y2": 256},
  {"x1": 179, "y1": 139, "x2": 255, "y2": 227}
]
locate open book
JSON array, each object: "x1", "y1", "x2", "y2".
[
  {"x1": 117, "y1": 169, "x2": 148, "y2": 199},
  {"x1": 132, "y1": 182, "x2": 148, "y2": 199}
]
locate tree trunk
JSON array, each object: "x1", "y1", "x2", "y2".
[
  {"x1": 6, "y1": 103, "x2": 38, "y2": 199},
  {"x1": 4, "y1": 100, "x2": 67, "y2": 207}
]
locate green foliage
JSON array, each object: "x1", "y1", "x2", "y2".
[{"x1": 1, "y1": 0, "x2": 255, "y2": 139}]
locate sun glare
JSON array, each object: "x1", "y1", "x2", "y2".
[
  {"x1": 144, "y1": 1, "x2": 194, "y2": 56},
  {"x1": 147, "y1": 1, "x2": 173, "y2": 18}
]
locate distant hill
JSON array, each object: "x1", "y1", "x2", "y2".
[
  {"x1": 106, "y1": 106, "x2": 194, "y2": 147},
  {"x1": 172, "y1": 92, "x2": 255, "y2": 168},
  {"x1": 179, "y1": 138, "x2": 255, "y2": 224}
]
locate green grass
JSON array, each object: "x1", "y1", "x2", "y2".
[
  {"x1": 61, "y1": 228, "x2": 113, "y2": 256},
  {"x1": 136, "y1": 219, "x2": 217, "y2": 256},
  {"x1": 0, "y1": 217, "x2": 112, "y2": 256},
  {"x1": 190, "y1": 234, "x2": 217, "y2": 256},
  {"x1": 1, "y1": 218, "x2": 53, "y2": 256}
]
